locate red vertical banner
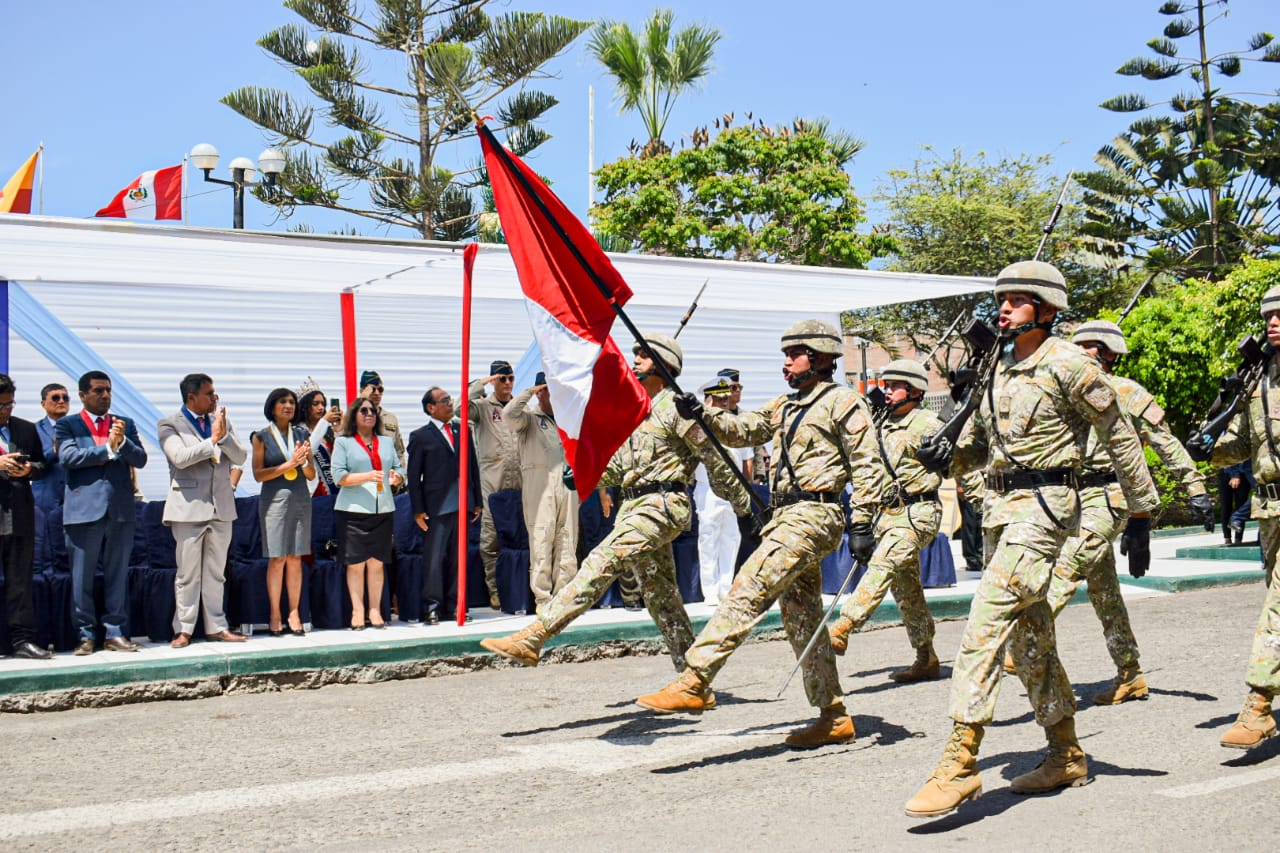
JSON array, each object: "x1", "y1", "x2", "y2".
[
  {"x1": 340, "y1": 289, "x2": 358, "y2": 406},
  {"x1": 457, "y1": 243, "x2": 478, "y2": 626}
]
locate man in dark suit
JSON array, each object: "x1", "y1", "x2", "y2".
[
  {"x1": 32, "y1": 382, "x2": 69, "y2": 514},
  {"x1": 408, "y1": 387, "x2": 480, "y2": 624},
  {"x1": 0, "y1": 374, "x2": 52, "y2": 659},
  {"x1": 56, "y1": 370, "x2": 148, "y2": 655}
]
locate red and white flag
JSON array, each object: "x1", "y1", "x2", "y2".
[
  {"x1": 478, "y1": 121, "x2": 650, "y2": 499},
  {"x1": 95, "y1": 164, "x2": 182, "y2": 220}
]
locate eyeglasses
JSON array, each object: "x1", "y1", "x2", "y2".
[
  {"x1": 728, "y1": 384, "x2": 743, "y2": 391},
  {"x1": 495, "y1": 376, "x2": 514, "y2": 382},
  {"x1": 367, "y1": 385, "x2": 384, "y2": 393},
  {"x1": 357, "y1": 407, "x2": 377, "y2": 415},
  {"x1": 0, "y1": 402, "x2": 14, "y2": 411},
  {"x1": 47, "y1": 394, "x2": 69, "y2": 402}
]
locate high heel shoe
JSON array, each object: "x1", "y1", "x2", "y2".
[
  {"x1": 269, "y1": 621, "x2": 285, "y2": 638},
  {"x1": 287, "y1": 619, "x2": 305, "y2": 637},
  {"x1": 350, "y1": 621, "x2": 366, "y2": 631}
]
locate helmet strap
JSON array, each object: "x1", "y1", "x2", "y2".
[{"x1": 999, "y1": 297, "x2": 1055, "y2": 340}]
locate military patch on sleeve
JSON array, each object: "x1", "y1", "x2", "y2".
[
  {"x1": 844, "y1": 409, "x2": 870, "y2": 435},
  {"x1": 1082, "y1": 377, "x2": 1115, "y2": 412},
  {"x1": 1141, "y1": 400, "x2": 1165, "y2": 425}
]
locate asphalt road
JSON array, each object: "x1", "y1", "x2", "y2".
[{"x1": 1, "y1": 583, "x2": 1276, "y2": 851}]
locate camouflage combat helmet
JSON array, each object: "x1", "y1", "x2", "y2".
[
  {"x1": 993, "y1": 260, "x2": 1068, "y2": 311},
  {"x1": 780, "y1": 319, "x2": 843, "y2": 356},
  {"x1": 633, "y1": 332, "x2": 683, "y2": 376},
  {"x1": 880, "y1": 359, "x2": 929, "y2": 392},
  {"x1": 1071, "y1": 319, "x2": 1128, "y2": 354},
  {"x1": 1262, "y1": 286, "x2": 1280, "y2": 318}
]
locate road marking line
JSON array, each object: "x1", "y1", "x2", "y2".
[
  {"x1": 0, "y1": 730, "x2": 772, "y2": 839},
  {"x1": 1156, "y1": 765, "x2": 1280, "y2": 799}
]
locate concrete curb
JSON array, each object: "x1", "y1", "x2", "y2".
[{"x1": 0, "y1": 567, "x2": 1263, "y2": 712}]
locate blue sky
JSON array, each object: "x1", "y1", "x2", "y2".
[{"x1": 4, "y1": 1, "x2": 1277, "y2": 234}]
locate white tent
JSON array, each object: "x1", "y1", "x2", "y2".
[{"x1": 0, "y1": 215, "x2": 989, "y2": 499}]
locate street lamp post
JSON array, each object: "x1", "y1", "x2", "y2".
[{"x1": 190, "y1": 144, "x2": 286, "y2": 229}]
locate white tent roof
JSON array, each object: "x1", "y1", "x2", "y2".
[{"x1": 1, "y1": 215, "x2": 989, "y2": 499}]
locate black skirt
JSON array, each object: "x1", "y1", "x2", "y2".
[{"x1": 336, "y1": 510, "x2": 394, "y2": 565}]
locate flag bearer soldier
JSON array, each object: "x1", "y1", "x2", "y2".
[
  {"x1": 635, "y1": 320, "x2": 886, "y2": 750},
  {"x1": 828, "y1": 358, "x2": 944, "y2": 682},
  {"x1": 479, "y1": 334, "x2": 750, "y2": 685},
  {"x1": 904, "y1": 262, "x2": 1158, "y2": 818}
]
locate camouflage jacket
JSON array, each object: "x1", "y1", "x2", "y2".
[
  {"x1": 877, "y1": 405, "x2": 944, "y2": 499},
  {"x1": 600, "y1": 387, "x2": 752, "y2": 516},
  {"x1": 1081, "y1": 373, "x2": 1206, "y2": 498},
  {"x1": 953, "y1": 336, "x2": 1159, "y2": 526},
  {"x1": 1212, "y1": 357, "x2": 1280, "y2": 518},
  {"x1": 467, "y1": 379, "x2": 521, "y2": 492},
  {"x1": 701, "y1": 381, "x2": 885, "y2": 525}
]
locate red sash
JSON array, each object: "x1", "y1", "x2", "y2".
[{"x1": 80, "y1": 410, "x2": 112, "y2": 446}]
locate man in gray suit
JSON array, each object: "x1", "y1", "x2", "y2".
[{"x1": 159, "y1": 373, "x2": 248, "y2": 648}]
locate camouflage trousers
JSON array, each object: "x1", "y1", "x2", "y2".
[
  {"x1": 1044, "y1": 492, "x2": 1138, "y2": 671},
  {"x1": 950, "y1": 519, "x2": 1076, "y2": 727},
  {"x1": 538, "y1": 493, "x2": 693, "y2": 672},
  {"x1": 836, "y1": 502, "x2": 939, "y2": 650},
  {"x1": 685, "y1": 502, "x2": 846, "y2": 709},
  {"x1": 1245, "y1": 517, "x2": 1280, "y2": 694}
]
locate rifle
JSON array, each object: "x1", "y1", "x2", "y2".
[
  {"x1": 1187, "y1": 333, "x2": 1274, "y2": 461},
  {"x1": 917, "y1": 318, "x2": 1000, "y2": 471},
  {"x1": 673, "y1": 280, "x2": 708, "y2": 339},
  {"x1": 1034, "y1": 171, "x2": 1073, "y2": 262}
]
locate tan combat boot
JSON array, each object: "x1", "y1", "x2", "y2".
[
  {"x1": 636, "y1": 669, "x2": 713, "y2": 715},
  {"x1": 828, "y1": 616, "x2": 855, "y2": 656},
  {"x1": 479, "y1": 619, "x2": 550, "y2": 667},
  {"x1": 892, "y1": 646, "x2": 941, "y2": 682},
  {"x1": 1093, "y1": 666, "x2": 1149, "y2": 705},
  {"x1": 904, "y1": 722, "x2": 985, "y2": 818},
  {"x1": 1220, "y1": 689, "x2": 1277, "y2": 749},
  {"x1": 1010, "y1": 716, "x2": 1090, "y2": 794},
  {"x1": 784, "y1": 701, "x2": 856, "y2": 749},
  {"x1": 1002, "y1": 649, "x2": 1017, "y2": 675}
]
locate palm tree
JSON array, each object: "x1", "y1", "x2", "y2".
[{"x1": 587, "y1": 9, "x2": 720, "y2": 156}]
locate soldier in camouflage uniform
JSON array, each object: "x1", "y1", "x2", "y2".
[
  {"x1": 1011, "y1": 321, "x2": 1210, "y2": 705},
  {"x1": 635, "y1": 320, "x2": 886, "y2": 750},
  {"x1": 1205, "y1": 285, "x2": 1280, "y2": 750},
  {"x1": 467, "y1": 360, "x2": 523, "y2": 609},
  {"x1": 828, "y1": 359, "x2": 944, "y2": 682},
  {"x1": 479, "y1": 333, "x2": 750, "y2": 677},
  {"x1": 905, "y1": 262, "x2": 1159, "y2": 819}
]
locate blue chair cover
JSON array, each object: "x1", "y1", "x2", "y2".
[
  {"x1": 673, "y1": 492, "x2": 701, "y2": 602},
  {"x1": 578, "y1": 489, "x2": 627, "y2": 608},
  {"x1": 31, "y1": 504, "x2": 52, "y2": 574},
  {"x1": 47, "y1": 505, "x2": 69, "y2": 573},
  {"x1": 921, "y1": 532, "x2": 957, "y2": 588},
  {"x1": 310, "y1": 494, "x2": 338, "y2": 560},
  {"x1": 487, "y1": 489, "x2": 532, "y2": 613},
  {"x1": 821, "y1": 535, "x2": 860, "y2": 594},
  {"x1": 307, "y1": 559, "x2": 347, "y2": 629},
  {"x1": 230, "y1": 496, "x2": 261, "y2": 562},
  {"x1": 226, "y1": 559, "x2": 315, "y2": 628},
  {"x1": 128, "y1": 565, "x2": 177, "y2": 642},
  {"x1": 143, "y1": 500, "x2": 177, "y2": 570},
  {"x1": 128, "y1": 500, "x2": 149, "y2": 568},
  {"x1": 392, "y1": 492, "x2": 422, "y2": 555}
]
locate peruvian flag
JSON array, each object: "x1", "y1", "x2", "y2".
[
  {"x1": 478, "y1": 121, "x2": 650, "y2": 499},
  {"x1": 95, "y1": 164, "x2": 182, "y2": 220}
]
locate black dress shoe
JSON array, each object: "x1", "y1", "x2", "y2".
[
  {"x1": 12, "y1": 641, "x2": 52, "y2": 660},
  {"x1": 73, "y1": 638, "x2": 95, "y2": 656},
  {"x1": 103, "y1": 636, "x2": 141, "y2": 652}
]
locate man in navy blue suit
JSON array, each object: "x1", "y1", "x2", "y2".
[
  {"x1": 56, "y1": 370, "x2": 148, "y2": 655},
  {"x1": 408, "y1": 387, "x2": 480, "y2": 624},
  {"x1": 32, "y1": 382, "x2": 69, "y2": 514}
]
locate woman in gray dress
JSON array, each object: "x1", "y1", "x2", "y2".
[{"x1": 252, "y1": 388, "x2": 315, "y2": 636}]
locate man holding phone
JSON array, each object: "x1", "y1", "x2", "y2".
[
  {"x1": 0, "y1": 373, "x2": 52, "y2": 659},
  {"x1": 57, "y1": 370, "x2": 148, "y2": 655}
]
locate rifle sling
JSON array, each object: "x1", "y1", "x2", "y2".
[
  {"x1": 774, "y1": 385, "x2": 837, "y2": 496},
  {"x1": 1262, "y1": 370, "x2": 1280, "y2": 463}
]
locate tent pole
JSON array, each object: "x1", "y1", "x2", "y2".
[
  {"x1": 457, "y1": 244, "x2": 478, "y2": 625},
  {"x1": 340, "y1": 289, "x2": 358, "y2": 405}
]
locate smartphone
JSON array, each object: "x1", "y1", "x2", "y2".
[
  {"x1": 330, "y1": 397, "x2": 340, "y2": 410},
  {"x1": 8, "y1": 453, "x2": 29, "y2": 464}
]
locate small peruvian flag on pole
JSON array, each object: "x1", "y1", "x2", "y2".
[{"x1": 95, "y1": 164, "x2": 183, "y2": 220}]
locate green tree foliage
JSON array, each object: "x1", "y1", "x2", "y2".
[
  {"x1": 222, "y1": 0, "x2": 589, "y2": 238},
  {"x1": 592, "y1": 117, "x2": 893, "y2": 267},
  {"x1": 846, "y1": 148, "x2": 1122, "y2": 366},
  {"x1": 1117, "y1": 257, "x2": 1280, "y2": 440},
  {"x1": 1077, "y1": 0, "x2": 1280, "y2": 280},
  {"x1": 588, "y1": 9, "x2": 720, "y2": 156}
]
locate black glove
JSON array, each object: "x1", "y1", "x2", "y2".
[
  {"x1": 673, "y1": 392, "x2": 703, "y2": 420},
  {"x1": 948, "y1": 367, "x2": 977, "y2": 403},
  {"x1": 917, "y1": 435, "x2": 954, "y2": 474},
  {"x1": 848, "y1": 521, "x2": 875, "y2": 566},
  {"x1": 1189, "y1": 493, "x2": 1214, "y2": 532},
  {"x1": 1120, "y1": 516, "x2": 1151, "y2": 578},
  {"x1": 1186, "y1": 432, "x2": 1214, "y2": 463}
]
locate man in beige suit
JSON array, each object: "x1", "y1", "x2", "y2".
[
  {"x1": 504, "y1": 373, "x2": 578, "y2": 610},
  {"x1": 468, "y1": 359, "x2": 522, "y2": 609},
  {"x1": 159, "y1": 373, "x2": 248, "y2": 648}
]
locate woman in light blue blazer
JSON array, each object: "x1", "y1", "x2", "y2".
[{"x1": 332, "y1": 399, "x2": 404, "y2": 630}]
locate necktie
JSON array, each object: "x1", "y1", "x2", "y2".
[
  {"x1": 444, "y1": 423, "x2": 454, "y2": 449},
  {"x1": 199, "y1": 416, "x2": 209, "y2": 436},
  {"x1": 96, "y1": 417, "x2": 105, "y2": 431}
]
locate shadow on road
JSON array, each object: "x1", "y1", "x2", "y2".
[
  {"x1": 1195, "y1": 713, "x2": 1238, "y2": 730},
  {"x1": 842, "y1": 670, "x2": 953, "y2": 697},
  {"x1": 1147, "y1": 687, "x2": 1218, "y2": 702},
  {"x1": 649, "y1": 742, "x2": 796, "y2": 773}
]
